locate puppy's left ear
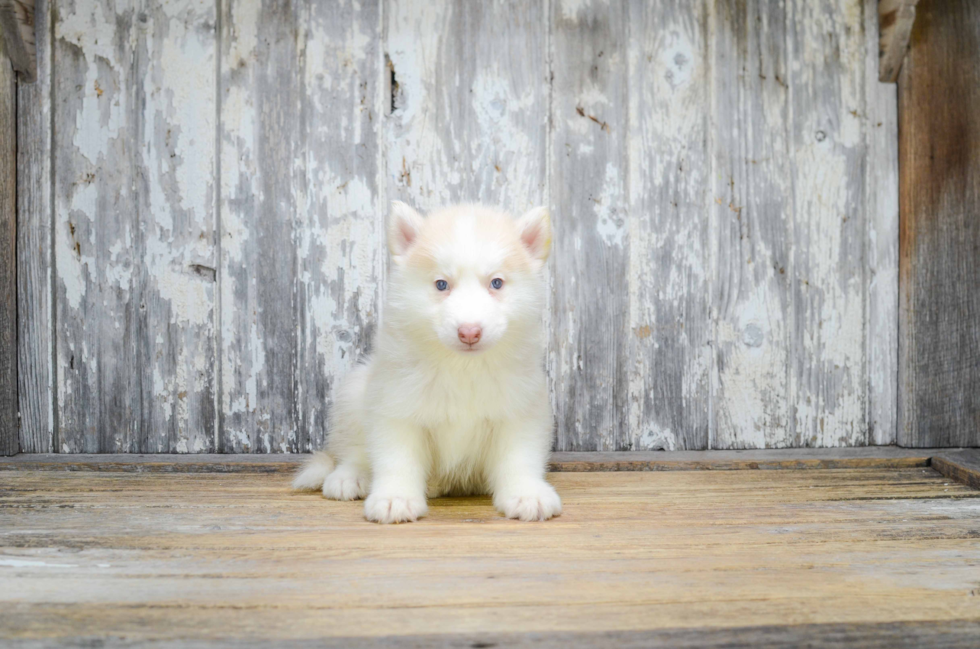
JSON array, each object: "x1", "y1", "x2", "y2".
[
  {"x1": 517, "y1": 206, "x2": 551, "y2": 263},
  {"x1": 388, "y1": 200, "x2": 424, "y2": 262}
]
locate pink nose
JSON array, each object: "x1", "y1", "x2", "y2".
[{"x1": 457, "y1": 324, "x2": 482, "y2": 345}]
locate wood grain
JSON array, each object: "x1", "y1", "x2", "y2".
[
  {"x1": 0, "y1": 448, "x2": 940, "y2": 473},
  {"x1": 878, "y1": 0, "x2": 918, "y2": 82},
  {"x1": 0, "y1": 33, "x2": 17, "y2": 456},
  {"x1": 218, "y1": 0, "x2": 304, "y2": 452},
  {"x1": 385, "y1": 0, "x2": 547, "y2": 211},
  {"x1": 0, "y1": 469, "x2": 978, "y2": 644},
  {"x1": 0, "y1": 0, "x2": 35, "y2": 82},
  {"x1": 898, "y1": 0, "x2": 980, "y2": 447},
  {"x1": 298, "y1": 0, "x2": 383, "y2": 452},
  {"x1": 53, "y1": 0, "x2": 141, "y2": 452},
  {"x1": 15, "y1": 0, "x2": 50, "y2": 453},
  {"x1": 864, "y1": 0, "x2": 900, "y2": 446},
  {"x1": 6, "y1": 621, "x2": 980, "y2": 649},
  {"x1": 710, "y1": 0, "x2": 794, "y2": 449},
  {"x1": 932, "y1": 450, "x2": 980, "y2": 491},
  {"x1": 788, "y1": 0, "x2": 870, "y2": 447},
  {"x1": 551, "y1": 0, "x2": 630, "y2": 451},
  {"x1": 137, "y1": 0, "x2": 218, "y2": 452},
  {"x1": 627, "y1": 0, "x2": 710, "y2": 451}
]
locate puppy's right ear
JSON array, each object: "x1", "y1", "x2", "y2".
[{"x1": 388, "y1": 201, "x2": 423, "y2": 261}]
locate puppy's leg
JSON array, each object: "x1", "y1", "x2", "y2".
[
  {"x1": 488, "y1": 421, "x2": 562, "y2": 522},
  {"x1": 363, "y1": 419, "x2": 429, "y2": 524}
]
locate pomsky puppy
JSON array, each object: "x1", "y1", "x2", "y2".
[{"x1": 293, "y1": 201, "x2": 561, "y2": 524}]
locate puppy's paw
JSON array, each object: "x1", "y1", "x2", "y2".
[
  {"x1": 495, "y1": 480, "x2": 562, "y2": 522},
  {"x1": 322, "y1": 466, "x2": 369, "y2": 501},
  {"x1": 364, "y1": 492, "x2": 428, "y2": 524}
]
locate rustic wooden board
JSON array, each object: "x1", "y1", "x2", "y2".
[
  {"x1": 385, "y1": 0, "x2": 547, "y2": 211},
  {"x1": 1, "y1": 469, "x2": 978, "y2": 644},
  {"x1": 137, "y1": 0, "x2": 218, "y2": 453},
  {"x1": 710, "y1": 0, "x2": 794, "y2": 449},
  {"x1": 53, "y1": 0, "x2": 141, "y2": 452},
  {"x1": 0, "y1": 33, "x2": 16, "y2": 456},
  {"x1": 298, "y1": 0, "x2": 383, "y2": 452},
  {"x1": 15, "y1": 0, "x2": 51, "y2": 453},
  {"x1": 897, "y1": 0, "x2": 980, "y2": 448},
  {"x1": 627, "y1": 0, "x2": 710, "y2": 451},
  {"x1": 7, "y1": 621, "x2": 980, "y2": 649},
  {"x1": 218, "y1": 0, "x2": 305, "y2": 452},
  {"x1": 787, "y1": 0, "x2": 870, "y2": 447},
  {"x1": 550, "y1": 0, "x2": 630, "y2": 451},
  {"x1": 0, "y1": 448, "x2": 941, "y2": 473},
  {"x1": 932, "y1": 450, "x2": 980, "y2": 491},
  {"x1": 864, "y1": 0, "x2": 900, "y2": 446}
]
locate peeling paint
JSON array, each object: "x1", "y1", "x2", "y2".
[{"x1": 44, "y1": 0, "x2": 896, "y2": 453}]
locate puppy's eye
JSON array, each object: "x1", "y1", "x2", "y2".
[
  {"x1": 435, "y1": 280, "x2": 449, "y2": 291},
  {"x1": 490, "y1": 278, "x2": 504, "y2": 290}
]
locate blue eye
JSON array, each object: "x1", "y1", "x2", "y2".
[
  {"x1": 435, "y1": 280, "x2": 449, "y2": 291},
  {"x1": 490, "y1": 278, "x2": 504, "y2": 289}
]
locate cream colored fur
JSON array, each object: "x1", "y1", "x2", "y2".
[{"x1": 293, "y1": 202, "x2": 560, "y2": 524}]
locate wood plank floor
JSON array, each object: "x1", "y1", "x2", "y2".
[{"x1": 2, "y1": 466, "x2": 980, "y2": 647}]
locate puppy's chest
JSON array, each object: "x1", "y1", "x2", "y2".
[{"x1": 416, "y1": 364, "x2": 521, "y2": 424}]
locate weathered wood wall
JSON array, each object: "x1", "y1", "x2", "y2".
[
  {"x1": 0, "y1": 33, "x2": 17, "y2": 455},
  {"x1": 17, "y1": 0, "x2": 899, "y2": 453},
  {"x1": 897, "y1": 0, "x2": 980, "y2": 447}
]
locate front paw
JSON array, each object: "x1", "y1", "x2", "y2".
[
  {"x1": 364, "y1": 492, "x2": 428, "y2": 524},
  {"x1": 322, "y1": 467, "x2": 368, "y2": 501},
  {"x1": 495, "y1": 480, "x2": 562, "y2": 522}
]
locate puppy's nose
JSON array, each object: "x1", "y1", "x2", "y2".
[{"x1": 457, "y1": 324, "x2": 482, "y2": 345}]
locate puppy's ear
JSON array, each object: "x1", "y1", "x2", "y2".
[
  {"x1": 388, "y1": 201, "x2": 424, "y2": 261},
  {"x1": 516, "y1": 206, "x2": 551, "y2": 263}
]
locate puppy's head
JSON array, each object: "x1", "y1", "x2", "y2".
[{"x1": 386, "y1": 201, "x2": 550, "y2": 355}]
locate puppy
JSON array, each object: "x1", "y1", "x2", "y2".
[{"x1": 293, "y1": 202, "x2": 561, "y2": 524}]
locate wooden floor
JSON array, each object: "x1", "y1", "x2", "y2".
[{"x1": 3, "y1": 459, "x2": 980, "y2": 647}]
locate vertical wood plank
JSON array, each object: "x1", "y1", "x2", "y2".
[
  {"x1": 219, "y1": 0, "x2": 302, "y2": 452},
  {"x1": 864, "y1": 0, "x2": 899, "y2": 446},
  {"x1": 54, "y1": 0, "x2": 140, "y2": 452},
  {"x1": 16, "y1": 0, "x2": 51, "y2": 452},
  {"x1": 0, "y1": 36, "x2": 17, "y2": 456},
  {"x1": 385, "y1": 0, "x2": 548, "y2": 212},
  {"x1": 627, "y1": 0, "x2": 710, "y2": 450},
  {"x1": 710, "y1": 0, "x2": 794, "y2": 448},
  {"x1": 550, "y1": 0, "x2": 629, "y2": 450},
  {"x1": 788, "y1": 0, "x2": 868, "y2": 446},
  {"x1": 898, "y1": 0, "x2": 980, "y2": 447},
  {"x1": 299, "y1": 0, "x2": 383, "y2": 452},
  {"x1": 136, "y1": 0, "x2": 217, "y2": 452}
]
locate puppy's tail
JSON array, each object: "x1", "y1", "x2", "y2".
[{"x1": 292, "y1": 451, "x2": 336, "y2": 491}]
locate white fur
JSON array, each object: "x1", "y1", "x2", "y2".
[{"x1": 293, "y1": 202, "x2": 561, "y2": 524}]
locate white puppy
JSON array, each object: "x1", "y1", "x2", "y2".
[{"x1": 293, "y1": 202, "x2": 561, "y2": 524}]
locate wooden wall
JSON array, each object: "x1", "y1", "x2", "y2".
[
  {"x1": 17, "y1": 0, "x2": 899, "y2": 453},
  {"x1": 898, "y1": 0, "x2": 980, "y2": 447},
  {"x1": 1, "y1": 31, "x2": 17, "y2": 455}
]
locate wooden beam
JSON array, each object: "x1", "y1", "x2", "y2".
[
  {"x1": 0, "y1": 36, "x2": 16, "y2": 456},
  {"x1": 879, "y1": 0, "x2": 918, "y2": 82},
  {"x1": 932, "y1": 450, "x2": 980, "y2": 490},
  {"x1": 898, "y1": 0, "x2": 980, "y2": 447},
  {"x1": 0, "y1": 448, "x2": 943, "y2": 474},
  {"x1": 0, "y1": 0, "x2": 34, "y2": 83}
]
